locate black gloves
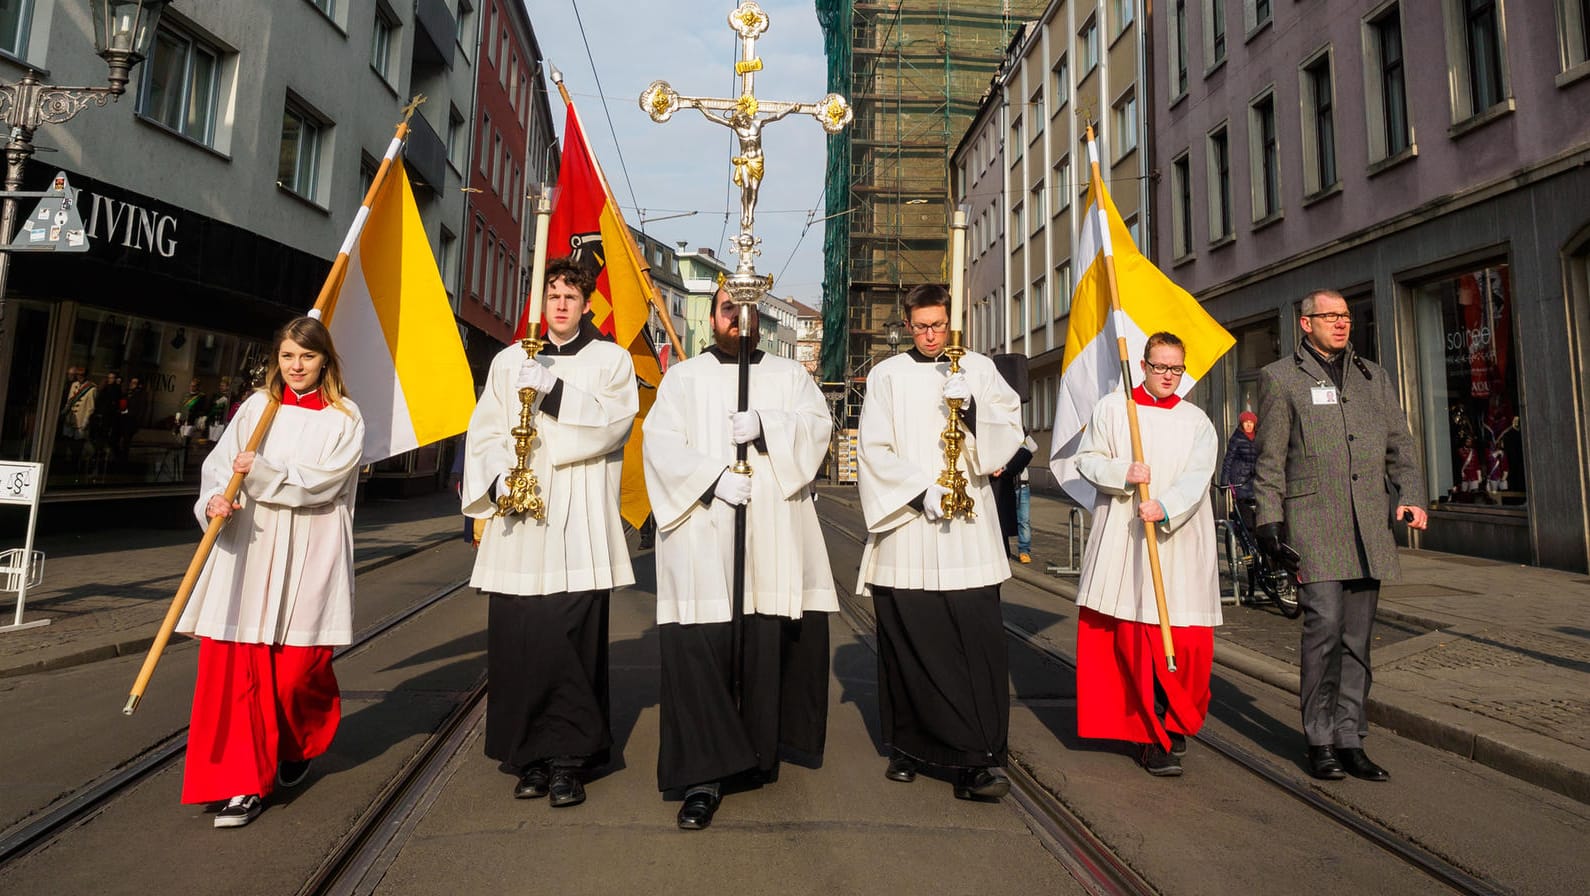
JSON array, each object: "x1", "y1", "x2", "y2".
[{"x1": 1255, "y1": 522, "x2": 1301, "y2": 574}]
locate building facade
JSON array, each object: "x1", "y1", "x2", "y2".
[
  {"x1": 792, "y1": 299, "x2": 823, "y2": 375},
  {"x1": 677, "y1": 246, "x2": 731, "y2": 356},
  {"x1": 1150, "y1": 1, "x2": 1590, "y2": 570},
  {"x1": 457, "y1": 0, "x2": 558, "y2": 375},
  {"x1": 953, "y1": 1, "x2": 1150, "y2": 489},
  {"x1": 0, "y1": 0, "x2": 478, "y2": 502}
]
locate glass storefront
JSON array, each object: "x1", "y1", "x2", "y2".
[
  {"x1": 1226, "y1": 315, "x2": 1282, "y2": 425},
  {"x1": 2, "y1": 301, "x2": 269, "y2": 493},
  {"x1": 1414, "y1": 262, "x2": 1525, "y2": 508}
]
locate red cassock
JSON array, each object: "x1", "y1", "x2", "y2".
[
  {"x1": 1075, "y1": 607, "x2": 1214, "y2": 751},
  {"x1": 181, "y1": 387, "x2": 343, "y2": 804}
]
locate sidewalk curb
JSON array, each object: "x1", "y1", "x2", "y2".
[{"x1": 0, "y1": 532, "x2": 461, "y2": 680}]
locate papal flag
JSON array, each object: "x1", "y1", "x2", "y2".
[
  {"x1": 1049, "y1": 138, "x2": 1234, "y2": 507},
  {"x1": 515, "y1": 83, "x2": 667, "y2": 529},
  {"x1": 326, "y1": 133, "x2": 475, "y2": 462}
]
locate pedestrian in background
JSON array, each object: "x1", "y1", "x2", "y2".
[
  {"x1": 990, "y1": 434, "x2": 1038, "y2": 563},
  {"x1": 1070, "y1": 332, "x2": 1221, "y2": 777},
  {"x1": 1220, "y1": 410, "x2": 1259, "y2": 532},
  {"x1": 1252, "y1": 289, "x2": 1428, "y2": 782},
  {"x1": 175, "y1": 316, "x2": 365, "y2": 828}
]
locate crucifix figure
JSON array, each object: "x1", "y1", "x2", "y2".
[{"x1": 641, "y1": 0, "x2": 851, "y2": 242}]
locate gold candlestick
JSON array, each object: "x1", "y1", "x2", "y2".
[{"x1": 936, "y1": 332, "x2": 975, "y2": 520}]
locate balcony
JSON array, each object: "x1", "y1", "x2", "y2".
[
  {"x1": 413, "y1": 0, "x2": 456, "y2": 69},
  {"x1": 404, "y1": 111, "x2": 448, "y2": 197}
]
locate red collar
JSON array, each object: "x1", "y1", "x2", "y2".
[
  {"x1": 283, "y1": 388, "x2": 327, "y2": 410},
  {"x1": 1132, "y1": 384, "x2": 1181, "y2": 409}
]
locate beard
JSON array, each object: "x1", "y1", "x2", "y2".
[{"x1": 712, "y1": 322, "x2": 759, "y2": 354}]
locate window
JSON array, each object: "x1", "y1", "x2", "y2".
[
  {"x1": 1246, "y1": 0, "x2": 1273, "y2": 35},
  {"x1": 456, "y1": 0, "x2": 474, "y2": 56},
  {"x1": 1111, "y1": 0, "x2": 1134, "y2": 37},
  {"x1": 278, "y1": 100, "x2": 324, "y2": 201},
  {"x1": 138, "y1": 22, "x2": 221, "y2": 146},
  {"x1": 1171, "y1": 0, "x2": 1190, "y2": 98},
  {"x1": 358, "y1": 153, "x2": 378, "y2": 201},
  {"x1": 1171, "y1": 152, "x2": 1193, "y2": 258},
  {"x1": 499, "y1": 29, "x2": 509, "y2": 85},
  {"x1": 1366, "y1": 5, "x2": 1412, "y2": 160},
  {"x1": 371, "y1": 3, "x2": 398, "y2": 82},
  {"x1": 1010, "y1": 201, "x2": 1024, "y2": 245},
  {"x1": 0, "y1": 0, "x2": 32, "y2": 57},
  {"x1": 1301, "y1": 52, "x2": 1338, "y2": 195},
  {"x1": 1079, "y1": 17, "x2": 1099, "y2": 76},
  {"x1": 1249, "y1": 91, "x2": 1280, "y2": 219},
  {"x1": 1559, "y1": 0, "x2": 1590, "y2": 71},
  {"x1": 308, "y1": 0, "x2": 336, "y2": 22},
  {"x1": 1033, "y1": 278, "x2": 1048, "y2": 329},
  {"x1": 1030, "y1": 181, "x2": 1045, "y2": 234},
  {"x1": 1054, "y1": 156, "x2": 1072, "y2": 212},
  {"x1": 1055, "y1": 261, "x2": 1073, "y2": 317},
  {"x1": 1444, "y1": 0, "x2": 1508, "y2": 120},
  {"x1": 439, "y1": 227, "x2": 457, "y2": 295},
  {"x1": 447, "y1": 105, "x2": 465, "y2": 167},
  {"x1": 1052, "y1": 55, "x2": 1069, "y2": 111},
  {"x1": 1206, "y1": 0, "x2": 1227, "y2": 66},
  {"x1": 1112, "y1": 89, "x2": 1138, "y2": 158},
  {"x1": 1030, "y1": 87, "x2": 1044, "y2": 138},
  {"x1": 471, "y1": 218, "x2": 485, "y2": 299},
  {"x1": 1010, "y1": 115, "x2": 1024, "y2": 162},
  {"x1": 1207, "y1": 125, "x2": 1233, "y2": 240},
  {"x1": 1413, "y1": 263, "x2": 1525, "y2": 509}
]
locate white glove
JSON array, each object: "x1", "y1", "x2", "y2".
[
  {"x1": 515, "y1": 361, "x2": 557, "y2": 393},
  {"x1": 922, "y1": 483, "x2": 951, "y2": 521},
  {"x1": 713, "y1": 470, "x2": 753, "y2": 506},
  {"x1": 730, "y1": 411, "x2": 762, "y2": 445},
  {"x1": 943, "y1": 373, "x2": 971, "y2": 402}
]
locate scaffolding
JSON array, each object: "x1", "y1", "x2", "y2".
[{"x1": 816, "y1": 0, "x2": 1044, "y2": 425}]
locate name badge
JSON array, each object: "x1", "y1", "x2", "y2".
[{"x1": 1311, "y1": 386, "x2": 1339, "y2": 405}]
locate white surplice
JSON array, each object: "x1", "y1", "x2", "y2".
[
  {"x1": 463, "y1": 333, "x2": 638, "y2": 596},
  {"x1": 643, "y1": 350, "x2": 838, "y2": 625},
  {"x1": 177, "y1": 392, "x2": 364, "y2": 647},
  {"x1": 856, "y1": 350, "x2": 1023, "y2": 595},
  {"x1": 1072, "y1": 391, "x2": 1222, "y2": 627}
]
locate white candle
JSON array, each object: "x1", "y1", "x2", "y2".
[
  {"x1": 948, "y1": 208, "x2": 968, "y2": 333},
  {"x1": 524, "y1": 193, "x2": 554, "y2": 338}
]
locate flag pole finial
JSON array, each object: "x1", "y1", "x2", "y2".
[{"x1": 401, "y1": 94, "x2": 427, "y2": 123}]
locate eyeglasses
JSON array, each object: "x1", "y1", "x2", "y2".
[
  {"x1": 1305, "y1": 312, "x2": 1353, "y2": 324},
  {"x1": 909, "y1": 321, "x2": 949, "y2": 334},
  {"x1": 1145, "y1": 362, "x2": 1186, "y2": 375}
]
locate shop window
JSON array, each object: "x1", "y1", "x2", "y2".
[
  {"x1": 1413, "y1": 264, "x2": 1524, "y2": 508},
  {"x1": 1227, "y1": 315, "x2": 1282, "y2": 427},
  {"x1": 138, "y1": 20, "x2": 223, "y2": 147},
  {"x1": 44, "y1": 307, "x2": 267, "y2": 492}
]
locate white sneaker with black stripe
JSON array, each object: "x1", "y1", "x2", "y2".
[{"x1": 214, "y1": 794, "x2": 262, "y2": 828}]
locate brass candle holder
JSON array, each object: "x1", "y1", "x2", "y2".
[
  {"x1": 495, "y1": 336, "x2": 547, "y2": 520},
  {"x1": 936, "y1": 332, "x2": 975, "y2": 521}
]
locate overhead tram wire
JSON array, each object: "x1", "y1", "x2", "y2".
[{"x1": 570, "y1": 0, "x2": 640, "y2": 214}]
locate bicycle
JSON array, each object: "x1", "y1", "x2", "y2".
[{"x1": 1216, "y1": 484, "x2": 1301, "y2": 618}]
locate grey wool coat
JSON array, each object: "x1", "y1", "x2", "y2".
[{"x1": 1252, "y1": 344, "x2": 1426, "y2": 585}]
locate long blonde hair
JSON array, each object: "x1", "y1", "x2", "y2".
[{"x1": 263, "y1": 316, "x2": 350, "y2": 410}]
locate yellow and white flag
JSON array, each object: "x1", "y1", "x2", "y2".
[
  {"x1": 1049, "y1": 138, "x2": 1233, "y2": 507},
  {"x1": 325, "y1": 135, "x2": 474, "y2": 462}
]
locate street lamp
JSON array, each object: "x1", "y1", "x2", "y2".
[
  {"x1": 883, "y1": 308, "x2": 904, "y2": 352},
  {"x1": 0, "y1": 0, "x2": 171, "y2": 313}
]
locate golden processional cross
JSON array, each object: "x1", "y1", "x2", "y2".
[{"x1": 640, "y1": 0, "x2": 851, "y2": 285}]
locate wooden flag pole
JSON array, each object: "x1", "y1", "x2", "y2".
[
  {"x1": 123, "y1": 109, "x2": 422, "y2": 716},
  {"x1": 1084, "y1": 125, "x2": 1178, "y2": 673},
  {"x1": 549, "y1": 68, "x2": 687, "y2": 362}
]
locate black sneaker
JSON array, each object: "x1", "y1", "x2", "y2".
[
  {"x1": 214, "y1": 794, "x2": 263, "y2": 828},
  {"x1": 1168, "y1": 733, "x2": 1187, "y2": 757},
  {"x1": 1140, "y1": 743, "x2": 1183, "y2": 777},
  {"x1": 277, "y1": 759, "x2": 311, "y2": 789}
]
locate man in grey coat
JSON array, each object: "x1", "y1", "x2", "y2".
[{"x1": 1252, "y1": 289, "x2": 1429, "y2": 782}]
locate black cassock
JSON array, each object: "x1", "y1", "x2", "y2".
[
  {"x1": 485, "y1": 591, "x2": 611, "y2": 771},
  {"x1": 656, "y1": 611, "x2": 831, "y2": 793}
]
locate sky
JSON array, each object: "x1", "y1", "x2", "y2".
[{"x1": 525, "y1": 1, "x2": 834, "y2": 307}]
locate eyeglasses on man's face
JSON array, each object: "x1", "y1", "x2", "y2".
[
  {"x1": 909, "y1": 321, "x2": 948, "y2": 334},
  {"x1": 1305, "y1": 312, "x2": 1353, "y2": 324},
  {"x1": 1145, "y1": 362, "x2": 1186, "y2": 376}
]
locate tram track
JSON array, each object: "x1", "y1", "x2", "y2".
[
  {"x1": 0, "y1": 572, "x2": 472, "y2": 867},
  {"x1": 820, "y1": 510, "x2": 1505, "y2": 896}
]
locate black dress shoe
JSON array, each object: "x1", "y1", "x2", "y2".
[
  {"x1": 885, "y1": 752, "x2": 918, "y2": 783},
  {"x1": 953, "y1": 767, "x2": 1010, "y2": 801},
  {"x1": 1140, "y1": 743, "x2": 1184, "y2": 777},
  {"x1": 1336, "y1": 747, "x2": 1390, "y2": 782},
  {"x1": 513, "y1": 765, "x2": 550, "y2": 799},
  {"x1": 548, "y1": 769, "x2": 585, "y2": 807},
  {"x1": 676, "y1": 789, "x2": 720, "y2": 830},
  {"x1": 1308, "y1": 745, "x2": 1346, "y2": 780}
]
